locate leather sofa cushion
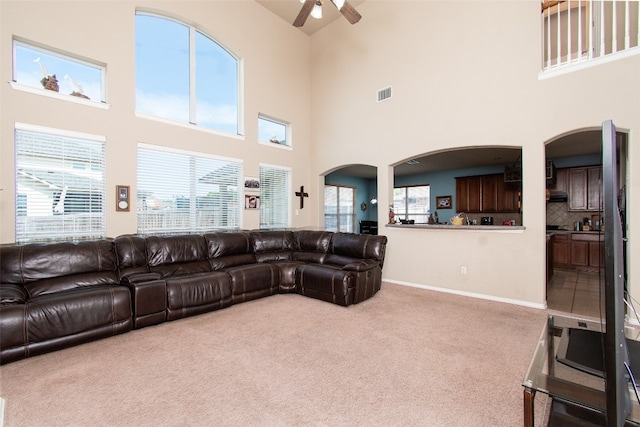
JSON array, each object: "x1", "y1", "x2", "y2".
[
  {"x1": 251, "y1": 231, "x2": 294, "y2": 253},
  {"x1": 1, "y1": 240, "x2": 117, "y2": 284},
  {"x1": 25, "y1": 271, "x2": 120, "y2": 299},
  {"x1": 328, "y1": 233, "x2": 387, "y2": 267},
  {"x1": 114, "y1": 235, "x2": 150, "y2": 279},
  {"x1": 146, "y1": 235, "x2": 210, "y2": 278},
  {"x1": 146, "y1": 235, "x2": 208, "y2": 266},
  {"x1": 296, "y1": 264, "x2": 354, "y2": 305},
  {"x1": 27, "y1": 286, "x2": 132, "y2": 343},
  {"x1": 166, "y1": 271, "x2": 232, "y2": 311},
  {"x1": 205, "y1": 232, "x2": 256, "y2": 269},
  {"x1": 225, "y1": 263, "x2": 280, "y2": 296},
  {"x1": 293, "y1": 230, "x2": 332, "y2": 253},
  {"x1": 1, "y1": 240, "x2": 119, "y2": 298},
  {"x1": 0, "y1": 285, "x2": 28, "y2": 304}
]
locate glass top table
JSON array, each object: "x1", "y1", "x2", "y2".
[{"x1": 522, "y1": 313, "x2": 640, "y2": 426}]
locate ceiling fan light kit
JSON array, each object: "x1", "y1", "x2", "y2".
[
  {"x1": 311, "y1": 1, "x2": 323, "y2": 19},
  {"x1": 293, "y1": 0, "x2": 361, "y2": 28}
]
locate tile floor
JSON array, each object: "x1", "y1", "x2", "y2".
[{"x1": 546, "y1": 268, "x2": 606, "y2": 318}]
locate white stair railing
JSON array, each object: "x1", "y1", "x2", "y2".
[{"x1": 541, "y1": 0, "x2": 640, "y2": 72}]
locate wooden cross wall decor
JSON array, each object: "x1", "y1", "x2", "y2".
[{"x1": 295, "y1": 186, "x2": 309, "y2": 209}]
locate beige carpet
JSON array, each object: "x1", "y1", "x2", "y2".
[{"x1": 0, "y1": 283, "x2": 547, "y2": 426}]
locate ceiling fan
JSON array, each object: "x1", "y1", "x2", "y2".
[{"x1": 293, "y1": 0, "x2": 362, "y2": 28}]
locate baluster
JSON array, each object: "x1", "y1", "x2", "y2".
[
  {"x1": 568, "y1": 0, "x2": 572, "y2": 62},
  {"x1": 557, "y1": 2, "x2": 562, "y2": 65},
  {"x1": 600, "y1": 0, "x2": 606, "y2": 57},
  {"x1": 624, "y1": 0, "x2": 630, "y2": 49},
  {"x1": 547, "y1": 5, "x2": 552, "y2": 67},
  {"x1": 578, "y1": 0, "x2": 583, "y2": 60},
  {"x1": 613, "y1": 0, "x2": 618, "y2": 52}
]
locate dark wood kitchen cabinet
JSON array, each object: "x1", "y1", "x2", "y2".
[
  {"x1": 456, "y1": 173, "x2": 520, "y2": 213},
  {"x1": 570, "y1": 239, "x2": 590, "y2": 267},
  {"x1": 547, "y1": 168, "x2": 568, "y2": 193},
  {"x1": 551, "y1": 232, "x2": 604, "y2": 270},
  {"x1": 481, "y1": 175, "x2": 498, "y2": 212},
  {"x1": 568, "y1": 166, "x2": 602, "y2": 211},
  {"x1": 551, "y1": 233, "x2": 570, "y2": 268},
  {"x1": 456, "y1": 176, "x2": 481, "y2": 213}
]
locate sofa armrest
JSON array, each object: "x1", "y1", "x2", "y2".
[
  {"x1": 342, "y1": 259, "x2": 379, "y2": 272},
  {"x1": 121, "y1": 275, "x2": 166, "y2": 329},
  {"x1": 121, "y1": 272, "x2": 162, "y2": 285},
  {"x1": 0, "y1": 284, "x2": 29, "y2": 304}
]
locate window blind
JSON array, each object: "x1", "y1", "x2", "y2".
[
  {"x1": 14, "y1": 124, "x2": 106, "y2": 243},
  {"x1": 259, "y1": 164, "x2": 291, "y2": 229},
  {"x1": 137, "y1": 144, "x2": 242, "y2": 234},
  {"x1": 324, "y1": 185, "x2": 354, "y2": 232}
]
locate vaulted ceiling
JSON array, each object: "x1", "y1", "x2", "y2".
[{"x1": 255, "y1": 0, "x2": 366, "y2": 35}]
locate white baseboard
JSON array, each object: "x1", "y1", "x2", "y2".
[{"x1": 383, "y1": 278, "x2": 548, "y2": 310}]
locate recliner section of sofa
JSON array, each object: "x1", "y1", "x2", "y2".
[
  {"x1": 1, "y1": 230, "x2": 387, "y2": 364},
  {"x1": 0, "y1": 240, "x2": 133, "y2": 364}
]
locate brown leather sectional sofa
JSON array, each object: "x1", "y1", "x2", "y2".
[{"x1": 0, "y1": 230, "x2": 387, "y2": 364}]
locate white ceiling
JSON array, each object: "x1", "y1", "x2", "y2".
[{"x1": 256, "y1": 0, "x2": 366, "y2": 35}]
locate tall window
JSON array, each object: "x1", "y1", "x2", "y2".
[
  {"x1": 14, "y1": 123, "x2": 106, "y2": 243},
  {"x1": 135, "y1": 13, "x2": 240, "y2": 135},
  {"x1": 137, "y1": 144, "x2": 242, "y2": 234},
  {"x1": 324, "y1": 185, "x2": 355, "y2": 232},
  {"x1": 393, "y1": 185, "x2": 430, "y2": 223},
  {"x1": 259, "y1": 165, "x2": 291, "y2": 229}
]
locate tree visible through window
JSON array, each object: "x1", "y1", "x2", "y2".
[{"x1": 135, "y1": 13, "x2": 239, "y2": 135}]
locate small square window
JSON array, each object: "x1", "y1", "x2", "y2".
[
  {"x1": 258, "y1": 114, "x2": 289, "y2": 147},
  {"x1": 13, "y1": 39, "x2": 105, "y2": 103}
]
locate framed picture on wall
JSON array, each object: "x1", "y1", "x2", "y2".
[
  {"x1": 245, "y1": 195, "x2": 260, "y2": 209},
  {"x1": 244, "y1": 177, "x2": 260, "y2": 191},
  {"x1": 436, "y1": 195, "x2": 452, "y2": 209}
]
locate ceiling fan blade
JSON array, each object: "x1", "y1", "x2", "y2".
[
  {"x1": 336, "y1": 0, "x2": 361, "y2": 24},
  {"x1": 293, "y1": 0, "x2": 315, "y2": 27}
]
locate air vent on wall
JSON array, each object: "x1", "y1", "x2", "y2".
[{"x1": 377, "y1": 86, "x2": 392, "y2": 102}]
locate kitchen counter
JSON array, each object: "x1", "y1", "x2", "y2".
[{"x1": 386, "y1": 223, "x2": 525, "y2": 232}]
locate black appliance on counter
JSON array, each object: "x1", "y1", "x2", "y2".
[{"x1": 481, "y1": 216, "x2": 494, "y2": 225}]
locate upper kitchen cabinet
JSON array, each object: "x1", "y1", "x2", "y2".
[
  {"x1": 568, "y1": 166, "x2": 602, "y2": 211},
  {"x1": 456, "y1": 173, "x2": 520, "y2": 213},
  {"x1": 547, "y1": 168, "x2": 568, "y2": 194}
]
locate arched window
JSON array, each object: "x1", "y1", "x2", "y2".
[{"x1": 135, "y1": 12, "x2": 240, "y2": 135}]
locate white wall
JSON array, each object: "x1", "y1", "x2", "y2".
[
  {"x1": 0, "y1": 0, "x2": 313, "y2": 240},
  {"x1": 309, "y1": 1, "x2": 640, "y2": 308}
]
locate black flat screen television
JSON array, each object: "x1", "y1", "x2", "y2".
[{"x1": 602, "y1": 119, "x2": 630, "y2": 426}]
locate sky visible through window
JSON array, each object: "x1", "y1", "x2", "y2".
[
  {"x1": 135, "y1": 13, "x2": 239, "y2": 135},
  {"x1": 14, "y1": 44, "x2": 103, "y2": 102}
]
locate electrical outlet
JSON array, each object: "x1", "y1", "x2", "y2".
[{"x1": 461, "y1": 266, "x2": 467, "y2": 275}]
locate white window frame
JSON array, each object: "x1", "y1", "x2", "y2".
[
  {"x1": 324, "y1": 184, "x2": 355, "y2": 233},
  {"x1": 259, "y1": 164, "x2": 291, "y2": 229},
  {"x1": 14, "y1": 123, "x2": 107, "y2": 243},
  {"x1": 137, "y1": 143, "x2": 243, "y2": 234},
  {"x1": 393, "y1": 185, "x2": 430, "y2": 223},
  {"x1": 11, "y1": 37, "x2": 107, "y2": 106},
  {"x1": 135, "y1": 11, "x2": 242, "y2": 137},
  {"x1": 258, "y1": 113, "x2": 292, "y2": 149}
]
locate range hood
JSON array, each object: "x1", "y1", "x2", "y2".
[{"x1": 548, "y1": 192, "x2": 568, "y2": 202}]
